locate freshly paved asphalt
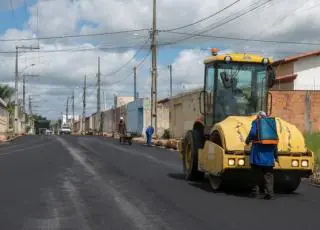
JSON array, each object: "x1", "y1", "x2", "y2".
[{"x1": 0, "y1": 135, "x2": 319, "y2": 230}]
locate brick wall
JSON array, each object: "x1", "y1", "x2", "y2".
[{"x1": 270, "y1": 90, "x2": 320, "y2": 133}]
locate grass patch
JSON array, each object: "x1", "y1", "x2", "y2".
[{"x1": 304, "y1": 132, "x2": 320, "y2": 166}]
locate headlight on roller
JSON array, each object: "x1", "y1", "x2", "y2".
[
  {"x1": 238, "y1": 159, "x2": 245, "y2": 166},
  {"x1": 301, "y1": 160, "x2": 308, "y2": 167},
  {"x1": 228, "y1": 159, "x2": 235, "y2": 166},
  {"x1": 291, "y1": 160, "x2": 299, "y2": 167}
]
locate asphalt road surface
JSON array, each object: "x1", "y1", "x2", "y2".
[{"x1": 0, "y1": 135, "x2": 319, "y2": 230}]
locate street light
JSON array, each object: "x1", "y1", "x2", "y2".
[
  {"x1": 14, "y1": 63, "x2": 36, "y2": 135},
  {"x1": 19, "y1": 63, "x2": 35, "y2": 75}
]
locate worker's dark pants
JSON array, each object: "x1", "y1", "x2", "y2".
[
  {"x1": 146, "y1": 132, "x2": 152, "y2": 145},
  {"x1": 251, "y1": 164, "x2": 274, "y2": 197}
]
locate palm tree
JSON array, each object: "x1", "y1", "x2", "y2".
[
  {"x1": 0, "y1": 84, "x2": 15, "y2": 129},
  {"x1": 0, "y1": 85, "x2": 15, "y2": 102}
]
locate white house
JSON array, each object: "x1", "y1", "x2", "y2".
[
  {"x1": 271, "y1": 50, "x2": 320, "y2": 90},
  {"x1": 62, "y1": 114, "x2": 80, "y2": 126}
]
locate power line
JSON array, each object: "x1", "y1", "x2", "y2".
[
  {"x1": 161, "y1": 0, "x2": 241, "y2": 32},
  {"x1": 0, "y1": 29, "x2": 150, "y2": 42},
  {"x1": 104, "y1": 49, "x2": 151, "y2": 85},
  {"x1": 161, "y1": 0, "x2": 272, "y2": 45},
  {"x1": 0, "y1": 44, "x2": 151, "y2": 54},
  {"x1": 234, "y1": 0, "x2": 315, "y2": 48},
  {"x1": 101, "y1": 38, "x2": 151, "y2": 77},
  {"x1": 159, "y1": 31, "x2": 320, "y2": 46}
]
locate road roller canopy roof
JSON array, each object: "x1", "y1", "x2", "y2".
[{"x1": 204, "y1": 48, "x2": 273, "y2": 65}]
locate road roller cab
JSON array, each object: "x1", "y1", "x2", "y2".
[{"x1": 180, "y1": 48, "x2": 315, "y2": 193}]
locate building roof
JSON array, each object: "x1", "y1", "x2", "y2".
[
  {"x1": 275, "y1": 73, "x2": 297, "y2": 82},
  {"x1": 157, "y1": 98, "x2": 170, "y2": 104},
  {"x1": 158, "y1": 88, "x2": 202, "y2": 104},
  {"x1": 273, "y1": 50, "x2": 320, "y2": 66}
]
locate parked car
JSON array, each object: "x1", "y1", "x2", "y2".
[
  {"x1": 45, "y1": 129, "x2": 53, "y2": 135},
  {"x1": 59, "y1": 126, "x2": 71, "y2": 135}
]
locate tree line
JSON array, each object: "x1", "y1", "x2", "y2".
[{"x1": 0, "y1": 84, "x2": 47, "y2": 131}]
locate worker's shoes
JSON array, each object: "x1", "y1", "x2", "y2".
[
  {"x1": 250, "y1": 192, "x2": 274, "y2": 200},
  {"x1": 263, "y1": 194, "x2": 274, "y2": 200}
]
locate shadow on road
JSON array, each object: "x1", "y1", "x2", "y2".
[{"x1": 167, "y1": 173, "x2": 302, "y2": 198}]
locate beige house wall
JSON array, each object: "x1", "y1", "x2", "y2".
[
  {"x1": 115, "y1": 96, "x2": 134, "y2": 108},
  {"x1": 168, "y1": 89, "x2": 202, "y2": 139},
  {"x1": 102, "y1": 109, "x2": 114, "y2": 133},
  {"x1": 73, "y1": 120, "x2": 81, "y2": 133},
  {"x1": 0, "y1": 99, "x2": 9, "y2": 139},
  {"x1": 85, "y1": 98, "x2": 169, "y2": 137},
  {"x1": 270, "y1": 62, "x2": 295, "y2": 91},
  {"x1": 143, "y1": 99, "x2": 169, "y2": 137}
]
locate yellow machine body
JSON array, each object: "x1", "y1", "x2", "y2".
[{"x1": 197, "y1": 116, "x2": 315, "y2": 175}]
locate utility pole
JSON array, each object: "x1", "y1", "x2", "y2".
[
  {"x1": 103, "y1": 91, "x2": 106, "y2": 110},
  {"x1": 22, "y1": 74, "x2": 39, "y2": 134},
  {"x1": 66, "y1": 97, "x2": 69, "y2": 126},
  {"x1": 22, "y1": 74, "x2": 39, "y2": 112},
  {"x1": 168, "y1": 64, "x2": 173, "y2": 98},
  {"x1": 28, "y1": 95, "x2": 34, "y2": 134},
  {"x1": 97, "y1": 57, "x2": 101, "y2": 113},
  {"x1": 23, "y1": 75, "x2": 26, "y2": 113},
  {"x1": 150, "y1": 0, "x2": 158, "y2": 136},
  {"x1": 82, "y1": 75, "x2": 86, "y2": 133},
  {"x1": 72, "y1": 89, "x2": 75, "y2": 132},
  {"x1": 97, "y1": 57, "x2": 103, "y2": 133},
  {"x1": 14, "y1": 45, "x2": 39, "y2": 135},
  {"x1": 134, "y1": 66, "x2": 137, "y2": 100}
]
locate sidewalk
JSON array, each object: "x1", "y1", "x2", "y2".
[
  {"x1": 0, "y1": 134, "x2": 22, "y2": 144},
  {"x1": 104, "y1": 132, "x2": 182, "y2": 151}
]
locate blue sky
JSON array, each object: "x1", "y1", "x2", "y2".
[{"x1": 0, "y1": 1, "x2": 33, "y2": 33}]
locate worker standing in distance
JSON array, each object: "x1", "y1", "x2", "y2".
[
  {"x1": 245, "y1": 111, "x2": 279, "y2": 200},
  {"x1": 118, "y1": 117, "x2": 127, "y2": 141},
  {"x1": 145, "y1": 125, "x2": 154, "y2": 146}
]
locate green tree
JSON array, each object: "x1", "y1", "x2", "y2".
[
  {"x1": 0, "y1": 84, "x2": 15, "y2": 102},
  {"x1": 32, "y1": 114, "x2": 47, "y2": 121},
  {"x1": 0, "y1": 84, "x2": 15, "y2": 129}
]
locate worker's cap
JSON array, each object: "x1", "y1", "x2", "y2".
[
  {"x1": 257, "y1": 111, "x2": 267, "y2": 117},
  {"x1": 120, "y1": 117, "x2": 123, "y2": 120}
]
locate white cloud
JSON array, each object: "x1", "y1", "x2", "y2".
[{"x1": 1, "y1": 0, "x2": 320, "y2": 119}]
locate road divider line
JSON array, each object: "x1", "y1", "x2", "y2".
[
  {"x1": 56, "y1": 136, "x2": 169, "y2": 230},
  {"x1": 62, "y1": 178, "x2": 92, "y2": 230}
]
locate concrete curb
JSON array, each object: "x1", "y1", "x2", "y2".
[
  {"x1": 104, "y1": 134, "x2": 181, "y2": 152},
  {"x1": 0, "y1": 135, "x2": 21, "y2": 144}
]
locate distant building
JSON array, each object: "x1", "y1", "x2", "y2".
[
  {"x1": 114, "y1": 95, "x2": 134, "y2": 108},
  {"x1": 271, "y1": 50, "x2": 320, "y2": 90},
  {"x1": 62, "y1": 114, "x2": 80, "y2": 126}
]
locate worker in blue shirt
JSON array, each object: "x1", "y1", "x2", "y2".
[
  {"x1": 245, "y1": 111, "x2": 279, "y2": 200},
  {"x1": 145, "y1": 125, "x2": 154, "y2": 146}
]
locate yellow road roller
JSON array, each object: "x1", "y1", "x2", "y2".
[{"x1": 180, "y1": 48, "x2": 315, "y2": 193}]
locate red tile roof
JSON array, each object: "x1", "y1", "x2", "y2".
[
  {"x1": 275, "y1": 73, "x2": 297, "y2": 82},
  {"x1": 273, "y1": 50, "x2": 320, "y2": 66}
]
